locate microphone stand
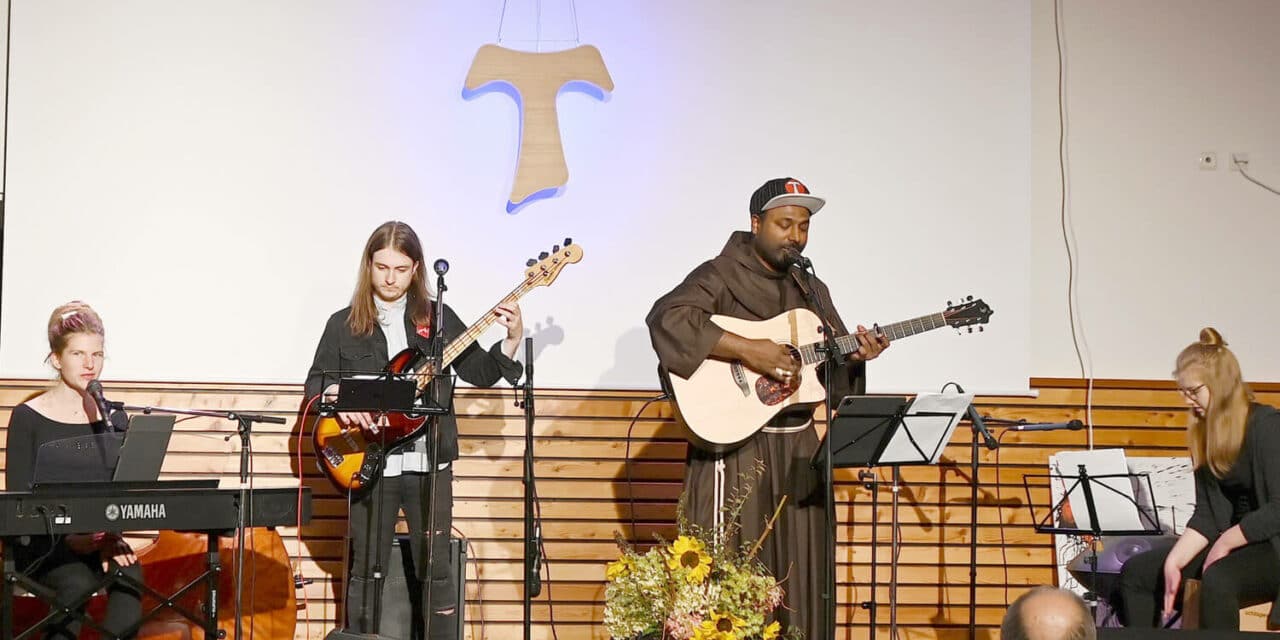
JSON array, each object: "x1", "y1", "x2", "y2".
[
  {"x1": 423, "y1": 264, "x2": 449, "y2": 640},
  {"x1": 938, "y1": 383, "x2": 998, "y2": 640},
  {"x1": 793, "y1": 259, "x2": 842, "y2": 640},
  {"x1": 517, "y1": 337, "x2": 542, "y2": 640},
  {"x1": 119, "y1": 402, "x2": 286, "y2": 640}
]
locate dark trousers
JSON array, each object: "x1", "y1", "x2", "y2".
[
  {"x1": 346, "y1": 469, "x2": 455, "y2": 640},
  {"x1": 39, "y1": 559, "x2": 143, "y2": 640},
  {"x1": 1119, "y1": 537, "x2": 1280, "y2": 629}
]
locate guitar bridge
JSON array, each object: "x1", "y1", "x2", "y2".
[{"x1": 730, "y1": 362, "x2": 750, "y2": 397}]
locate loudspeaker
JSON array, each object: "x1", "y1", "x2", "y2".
[
  {"x1": 332, "y1": 535, "x2": 467, "y2": 640},
  {"x1": 384, "y1": 535, "x2": 467, "y2": 640},
  {"x1": 1100, "y1": 629, "x2": 1278, "y2": 640}
]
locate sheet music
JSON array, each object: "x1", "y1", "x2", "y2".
[
  {"x1": 878, "y1": 392, "x2": 973, "y2": 464},
  {"x1": 1052, "y1": 448, "x2": 1144, "y2": 531}
]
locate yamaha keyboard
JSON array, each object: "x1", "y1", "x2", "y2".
[{"x1": 0, "y1": 480, "x2": 311, "y2": 536}]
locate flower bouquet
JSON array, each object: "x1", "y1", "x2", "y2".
[{"x1": 603, "y1": 463, "x2": 798, "y2": 640}]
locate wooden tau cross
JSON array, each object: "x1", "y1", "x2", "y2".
[{"x1": 464, "y1": 44, "x2": 614, "y2": 212}]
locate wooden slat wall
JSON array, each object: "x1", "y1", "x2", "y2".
[{"x1": 3, "y1": 378, "x2": 1278, "y2": 640}]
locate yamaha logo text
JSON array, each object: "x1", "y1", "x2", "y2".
[{"x1": 105, "y1": 503, "x2": 167, "y2": 521}]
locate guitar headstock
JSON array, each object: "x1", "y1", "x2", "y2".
[
  {"x1": 944, "y1": 296, "x2": 993, "y2": 333},
  {"x1": 524, "y1": 238, "x2": 583, "y2": 288}
]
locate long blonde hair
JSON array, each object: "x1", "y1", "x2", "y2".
[{"x1": 1177, "y1": 327, "x2": 1253, "y2": 478}]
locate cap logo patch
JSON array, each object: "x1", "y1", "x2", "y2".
[{"x1": 785, "y1": 180, "x2": 808, "y2": 194}]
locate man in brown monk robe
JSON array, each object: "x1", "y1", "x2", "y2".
[{"x1": 645, "y1": 177, "x2": 889, "y2": 640}]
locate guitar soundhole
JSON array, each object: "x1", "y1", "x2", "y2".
[
  {"x1": 755, "y1": 344, "x2": 802, "y2": 405},
  {"x1": 755, "y1": 376, "x2": 799, "y2": 406}
]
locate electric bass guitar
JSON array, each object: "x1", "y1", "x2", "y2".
[
  {"x1": 666, "y1": 297, "x2": 993, "y2": 452},
  {"x1": 309, "y1": 240, "x2": 583, "y2": 495}
]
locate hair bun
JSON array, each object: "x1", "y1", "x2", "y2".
[{"x1": 1199, "y1": 327, "x2": 1226, "y2": 347}]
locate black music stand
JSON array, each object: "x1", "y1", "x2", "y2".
[
  {"x1": 1023, "y1": 465, "x2": 1163, "y2": 609},
  {"x1": 323, "y1": 363, "x2": 455, "y2": 640},
  {"x1": 321, "y1": 358, "x2": 453, "y2": 417},
  {"x1": 319, "y1": 367, "x2": 454, "y2": 494},
  {"x1": 814, "y1": 394, "x2": 969, "y2": 640}
]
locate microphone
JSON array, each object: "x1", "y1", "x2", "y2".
[
  {"x1": 524, "y1": 337, "x2": 533, "y2": 386},
  {"x1": 433, "y1": 259, "x2": 449, "y2": 276},
  {"x1": 1011, "y1": 419, "x2": 1085, "y2": 432},
  {"x1": 86, "y1": 380, "x2": 113, "y2": 424},
  {"x1": 783, "y1": 248, "x2": 812, "y2": 269},
  {"x1": 942, "y1": 382, "x2": 998, "y2": 450},
  {"x1": 968, "y1": 406, "x2": 999, "y2": 450}
]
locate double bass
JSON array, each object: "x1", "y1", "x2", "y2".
[{"x1": 11, "y1": 528, "x2": 298, "y2": 640}]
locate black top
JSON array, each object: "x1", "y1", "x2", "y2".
[
  {"x1": 1219, "y1": 441, "x2": 1258, "y2": 525},
  {"x1": 5, "y1": 403, "x2": 108, "y2": 491},
  {"x1": 4, "y1": 402, "x2": 109, "y2": 574},
  {"x1": 304, "y1": 301, "x2": 521, "y2": 465},
  {"x1": 1184, "y1": 403, "x2": 1280, "y2": 626}
]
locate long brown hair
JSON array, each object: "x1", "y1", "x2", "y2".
[
  {"x1": 347, "y1": 221, "x2": 433, "y2": 337},
  {"x1": 1176, "y1": 327, "x2": 1253, "y2": 478}
]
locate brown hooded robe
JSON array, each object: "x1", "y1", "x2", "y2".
[{"x1": 646, "y1": 230, "x2": 865, "y2": 639}]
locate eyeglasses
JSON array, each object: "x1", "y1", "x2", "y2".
[{"x1": 1177, "y1": 384, "x2": 1206, "y2": 398}]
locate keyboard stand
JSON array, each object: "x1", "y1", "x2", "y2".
[{"x1": 0, "y1": 533, "x2": 222, "y2": 640}]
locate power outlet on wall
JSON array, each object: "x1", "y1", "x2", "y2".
[
  {"x1": 1230, "y1": 152, "x2": 1250, "y2": 171},
  {"x1": 1199, "y1": 152, "x2": 1218, "y2": 170}
]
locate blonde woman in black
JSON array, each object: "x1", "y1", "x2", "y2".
[{"x1": 1119, "y1": 328, "x2": 1280, "y2": 630}]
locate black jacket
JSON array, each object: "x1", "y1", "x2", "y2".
[{"x1": 304, "y1": 303, "x2": 521, "y2": 464}]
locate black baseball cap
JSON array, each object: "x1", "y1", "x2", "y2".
[{"x1": 749, "y1": 177, "x2": 826, "y2": 216}]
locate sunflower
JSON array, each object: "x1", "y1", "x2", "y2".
[
  {"x1": 605, "y1": 556, "x2": 633, "y2": 581},
  {"x1": 693, "y1": 611, "x2": 746, "y2": 640},
  {"x1": 762, "y1": 620, "x2": 781, "y2": 640},
  {"x1": 667, "y1": 535, "x2": 713, "y2": 584}
]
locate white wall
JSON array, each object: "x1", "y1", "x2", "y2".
[
  {"x1": 1031, "y1": 0, "x2": 1280, "y2": 383},
  {"x1": 0, "y1": 1, "x2": 1034, "y2": 391}
]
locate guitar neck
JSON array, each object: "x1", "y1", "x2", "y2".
[
  {"x1": 439, "y1": 283, "x2": 535, "y2": 368},
  {"x1": 799, "y1": 312, "x2": 948, "y2": 365}
]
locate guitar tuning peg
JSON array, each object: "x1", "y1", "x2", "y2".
[
  {"x1": 978, "y1": 326, "x2": 984, "y2": 332},
  {"x1": 538, "y1": 251, "x2": 550, "y2": 260},
  {"x1": 564, "y1": 237, "x2": 573, "y2": 246},
  {"x1": 947, "y1": 300, "x2": 953, "y2": 308},
  {"x1": 967, "y1": 327, "x2": 974, "y2": 333},
  {"x1": 526, "y1": 258, "x2": 537, "y2": 267},
  {"x1": 552, "y1": 244, "x2": 560, "y2": 253},
  {"x1": 966, "y1": 295, "x2": 973, "y2": 302}
]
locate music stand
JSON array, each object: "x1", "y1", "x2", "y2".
[
  {"x1": 814, "y1": 393, "x2": 971, "y2": 640},
  {"x1": 321, "y1": 363, "x2": 455, "y2": 640},
  {"x1": 322, "y1": 362, "x2": 451, "y2": 417},
  {"x1": 32, "y1": 433, "x2": 123, "y2": 485},
  {"x1": 1023, "y1": 464, "x2": 1163, "y2": 609}
]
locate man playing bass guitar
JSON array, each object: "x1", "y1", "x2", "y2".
[
  {"x1": 305, "y1": 220, "x2": 522, "y2": 640},
  {"x1": 645, "y1": 178, "x2": 889, "y2": 640}
]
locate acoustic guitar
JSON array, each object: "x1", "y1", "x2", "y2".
[{"x1": 666, "y1": 297, "x2": 993, "y2": 452}]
